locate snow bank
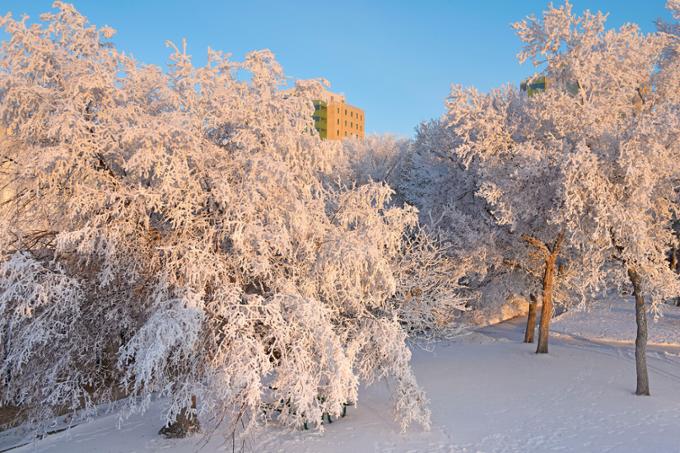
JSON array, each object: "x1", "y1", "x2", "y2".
[
  {"x1": 553, "y1": 299, "x2": 680, "y2": 347},
  {"x1": 5, "y1": 311, "x2": 680, "y2": 453}
]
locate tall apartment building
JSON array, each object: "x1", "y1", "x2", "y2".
[
  {"x1": 520, "y1": 75, "x2": 583, "y2": 97},
  {"x1": 313, "y1": 89, "x2": 364, "y2": 140},
  {"x1": 520, "y1": 75, "x2": 550, "y2": 96}
]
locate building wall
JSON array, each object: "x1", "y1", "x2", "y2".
[
  {"x1": 314, "y1": 89, "x2": 364, "y2": 140},
  {"x1": 313, "y1": 100, "x2": 328, "y2": 139},
  {"x1": 325, "y1": 101, "x2": 364, "y2": 140},
  {"x1": 520, "y1": 75, "x2": 550, "y2": 96}
]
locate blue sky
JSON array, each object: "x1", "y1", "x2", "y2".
[{"x1": 0, "y1": 1, "x2": 672, "y2": 137}]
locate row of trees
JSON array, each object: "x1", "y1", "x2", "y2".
[
  {"x1": 401, "y1": 1, "x2": 680, "y2": 395},
  {"x1": 0, "y1": 0, "x2": 678, "y2": 442},
  {"x1": 341, "y1": 0, "x2": 680, "y2": 398}
]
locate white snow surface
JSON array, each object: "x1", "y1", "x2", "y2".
[
  {"x1": 3, "y1": 305, "x2": 680, "y2": 453},
  {"x1": 552, "y1": 298, "x2": 680, "y2": 347}
]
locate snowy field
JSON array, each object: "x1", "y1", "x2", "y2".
[
  {"x1": 552, "y1": 299, "x2": 680, "y2": 347},
  {"x1": 3, "y1": 301, "x2": 680, "y2": 453}
]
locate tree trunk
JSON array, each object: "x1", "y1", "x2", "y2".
[
  {"x1": 522, "y1": 231, "x2": 564, "y2": 354},
  {"x1": 159, "y1": 395, "x2": 200, "y2": 438},
  {"x1": 536, "y1": 253, "x2": 557, "y2": 354},
  {"x1": 627, "y1": 268, "x2": 650, "y2": 396},
  {"x1": 524, "y1": 293, "x2": 538, "y2": 343}
]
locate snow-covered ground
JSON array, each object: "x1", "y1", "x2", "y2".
[
  {"x1": 3, "y1": 301, "x2": 680, "y2": 453},
  {"x1": 552, "y1": 298, "x2": 680, "y2": 347}
]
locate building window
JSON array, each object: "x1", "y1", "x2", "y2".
[
  {"x1": 337, "y1": 129, "x2": 339, "y2": 135},
  {"x1": 350, "y1": 122, "x2": 353, "y2": 127},
  {"x1": 345, "y1": 120, "x2": 347, "y2": 126},
  {"x1": 337, "y1": 108, "x2": 340, "y2": 113},
  {"x1": 337, "y1": 119, "x2": 339, "y2": 125},
  {"x1": 345, "y1": 109, "x2": 347, "y2": 115}
]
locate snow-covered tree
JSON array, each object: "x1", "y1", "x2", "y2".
[
  {"x1": 658, "y1": 1, "x2": 680, "y2": 298},
  {"x1": 445, "y1": 82, "x2": 574, "y2": 353},
  {"x1": 335, "y1": 134, "x2": 410, "y2": 190},
  {"x1": 513, "y1": 0, "x2": 680, "y2": 392},
  {"x1": 405, "y1": 119, "x2": 536, "y2": 327},
  {"x1": 657, "y1": 0, "x2": 680, "y2": 104},
  {"x1": 0, "y1": 2, "x2": 444, "y2": 436},
  {"x1": 445, "y1": 1, "x2": 680, "y2": 394},
  {"x1": 327, "y1": 133, "x2": 474, "y2": 337}
]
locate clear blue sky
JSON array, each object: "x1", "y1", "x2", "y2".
[{"x1": 0, "y1": 1, "x2": 672, "y2": 137}]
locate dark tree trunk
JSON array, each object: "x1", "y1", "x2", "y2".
[
  {"x1": 536, "y1": 254, "x2": 557, "y2": 354},
  {"x1": 670, "y1": 248, "x2": 680, "y2": 307},
  {"x1": 534, "y1": 232, "x2": 565, "y2": 354},
  {"x1": 524, "y1": 293, "x2": 538, "y2": 343},
  {"x1": 627, "y1": 268, "x2": 650, "y2": 396},
  {"x1": 159, "y1": 395, "x2": 200, "y2": 438}
]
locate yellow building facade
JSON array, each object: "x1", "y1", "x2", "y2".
[{"x1": 314, "y1": 89, "x2": 365, "y2": 140}]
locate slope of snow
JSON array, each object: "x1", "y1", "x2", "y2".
[
  {"x1": 553, "y1": 299, "x2": 680, "y2": 347},
  {"x1": 3, "y1": 314, "x2": 680, "y2": 453}
]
